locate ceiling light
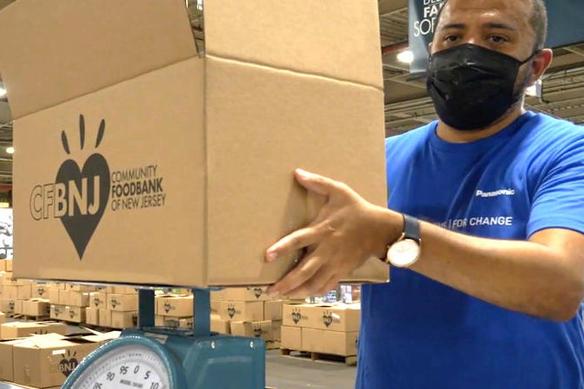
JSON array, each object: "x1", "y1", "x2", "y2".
[
  {"x1": 6, "y1": 147, "x2": 14, "y2": 155},
  {"x1": 0, "y1": 87, "x2": 6, "y2": 98},
  {"x1": 397, "y1": 50, "x2": 414, "y2": 64}
]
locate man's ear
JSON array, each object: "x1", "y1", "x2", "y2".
[{"x1": 529, "y1": 49, "x2": 553, "y2": 85}]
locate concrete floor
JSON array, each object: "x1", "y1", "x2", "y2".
[{"x1": 266, "y1": 350, "x2": 356, "y2": 389}]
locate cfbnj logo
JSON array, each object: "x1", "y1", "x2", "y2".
[{"x1": 29, "y1": 115, "x2": 110, "y2": 259}]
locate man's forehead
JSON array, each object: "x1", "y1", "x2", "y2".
[{"x1": 440, "y1": 0, "x2": 533, "y2": 28}]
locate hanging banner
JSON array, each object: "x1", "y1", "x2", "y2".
[{"x1": 408, "y1": 0, "x2": 446, "y2": 74}]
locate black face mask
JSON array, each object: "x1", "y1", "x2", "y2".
[{"x1": 426, "y1": 44, "x2": 538, "y2": 131}]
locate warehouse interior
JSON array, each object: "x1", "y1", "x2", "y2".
[{"x1": 0, "y1": 0, "x2": 583, "y2": 388}]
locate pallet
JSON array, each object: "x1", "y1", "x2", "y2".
[
  {"x1": 265, "y1": 341, "x2": 281, "y2": 350},
  {"x1": 13, "y1": 314, "x2": 50, "y2": 321},
  {"x1": 280, "y1": 348, "x2": 357, "y2": 366}
]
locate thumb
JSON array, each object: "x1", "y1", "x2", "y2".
[{"x1": 295, "y1": 169, "x2": 338, "y2": 196}]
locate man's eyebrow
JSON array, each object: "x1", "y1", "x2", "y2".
[
  {"x1": 442, "y1": 23, "x2": 466, "y2": 30},
  {"x1": 484, "y1": 22, "x2": 517, "y2": 31}
]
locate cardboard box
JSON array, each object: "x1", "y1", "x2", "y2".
[
  {"x1": 301, "y1": 328, "x2": 358, "y2": 356},
  {"x1": 222, "y1": 287, "x2": 270, "y2": 302},
  {"x1": 106, "y1": 286, "x2": 137, "y2": 295},
  {"x1": 220, "y1": 301, "x2": 264, "y2": 322},
  {"x1": 85, "y1": 307, "x2": 99, "y2": 325},
  {"x1": 58, "y1": 289, "x2": 70, "y2": 305},
  {"x1": 3, "y1": 285, "x2": 31, "y2": 300},
  {"x1": 98, "y1": 309, "x2": 112, "y2": 328},
  {"x1": 1, "y1": 321, "x2": 68, "y2": 340},
  {"x1": 89, "y1": 291, "x2": 107, "y2": 309},
  {"x1": 0, "y1": 259, "x2": 5, "y2": 272},
  {"x1": 50, "y1": 305, "x2": 67, "y2": 321},
  {"x1": 156, "y1": 295, "x2": 193, "y2": 317},
  {"x1": 0, "y1": 338, "x2": 30, "y2": 382},
  {"x1": 13, "y1": 300, "x2": 23, "y2": 315},
  {"x1": 281, "y1": 326, "x2": 302, "y2": 350},
  {"x1": 68, "y1": 291, "x2": 90, "y2": 307},
  {"x1": 48, "y1": 287, "x2": 60, "y2": 304},
  {"x1": 211, "y1": 289, "x2": 226, "y2": 302},
  {"x1": 231, "y1": 320, "x2": 281, "y2": 342},
  {"x1": 210, "y1": 314, "x2": 231, "y2": 334},
  {"x1": 210, "y1": 300, "x2": 221, "y2": 314},
  {"x1": 5, "y1": 260, "x2": 12, "y2": 272},
  {"x1": 3, "y1": 0, "x2": 388, "y2": 288},
  {"x1": 111, "y1": 311, "x2": 136, "y2": 329},
  {"x1": 65, "y1": 306, "x2": 86, "y2": 323},
  {"x1": 22, "y1": 299, "x2": 51, "y2": 317},
  {"x1": 178, "y1": 318, "x2": 193, "y2": 329},
  {"x1": 0, "y1": 298, "x2": 17, "y2": 314},
  {"x1": 12, "y1": 334, "x2": 103, "y2": 388},
  {"x1": 264, "y1": 300, "x2": 283, "y2": 321},
  {"x1": 282, "y1": 303, "x2": 313, "y2": 327},
  {"x1": 304, "y1": 304, "x2": 360, "y2": 332},
  {"x1": 0, "y1": 312, "x2": 4, "y2": 325},
  {"x1": 32, "y1": 284, "x2": 50, "y2": 299},
  {"x1": 108, "y1": 294, "x2": 138, "y2": 312},
  {"x1": 65, "y1": 283, "x2": 97, "y2": 292}
]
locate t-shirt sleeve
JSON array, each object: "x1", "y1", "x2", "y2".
[{"x1": 527, "y1": 136, "x2": 584, "y2": 237}]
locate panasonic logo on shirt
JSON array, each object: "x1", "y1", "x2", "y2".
[{"x1": 476, "y1": 189, "x2": 516, "y2": 198}]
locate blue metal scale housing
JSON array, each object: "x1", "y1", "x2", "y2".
[{"x1": 62, "y1": 289, "x2": 265, "y2": 389}]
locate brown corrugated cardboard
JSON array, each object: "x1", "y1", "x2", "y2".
[
  {"x1": 89, "y1": 291, "x2": 107, "y2": 309},
  {"x1": 58, "y1": 289, "x2": 70, "y2": 306},
  {"x1": 210, "y1": 300, "x2": 221, "y2": 314},
  {"x1": 211, "y1": 289, "x2": 226, "y2": 302},
  {"x1": 0, "y1": 312, "x2": 4, "y2": 324},
  {"x1": 281, "y1": 326, "x2": 302, "y2": 350},
  {"x1": 50, "y1": 305, "x2": 67, "y2": 321},
  {"x1": 303, "y1": 304, "x2": 361, "y2": 332},
  {"x1": 222, "y1": 287, "x2": 270, "y2": 302},
  {"x1": 85, "y1": 307, "x2": 99, "y2": 325},
  {"x1": 3, "y1": 285, "x2": 31, "y2": 300},
  {"x1": 108, "y1": 294, "x2": 138, "y2": 312},
  {"x1": 210, "y1": 314, "x2": 231, "y2": 334},
  {"x1": 231, "y1": 320, "x2": 274, "y2": 341},
  {"x1": 156, "y1": 295, "x2": 193, "y2": 317},
  {"x1": 32, "y1": 284, "x2": 50, "y2": 299},
  {"x1": 0, "y1": 259, "x2": 5, "y2": 272},
  {"x1": 282, "y1": 304, "x2": 313, "y2": 327},
  {"x1": 4, "y1": 260, "x2": 12, "y2": 272},
  {"x1": 65, "y1": 283, "x2": 98, "y2": 292},
  {"x1": 1, "y1": 322, "x2": 68, "y2": 340},
  {"x1": 48, "y1": 287, "x2": 60, "y2": 304},
  {"x1": 65, "y1": 306, "x2": 86, "y2": 323},
  {"x1": 264, "y1": 300, "x2": 283, "y2": 321},
  {"x1": 68, "y1": 291, "x2": 90, "y2": 307},
  {"x1": 0, "y1": 299, "x2": 17, "y2": 314},
  {"x1": 301, "y1": 328, "x2": 358, "y2": 356},
  {"x1": 98, "y1": 309, "x2": 112, "y2": 328},
  {"x1": 220, "y1": 301, "x2": 264, "y2": 322},
  {"x1": 0, "y1": 338, "x2": 29, "y2": 382},
  {"x1": 12, "y1": 335, "x2": 102, "y2": 388},
  {"x1": 106, "y1": 286, "x2": 138, "y2": 295},
  {"x1": 22, "y1": 299, "x2": 50, "y2": 317},
  {"x1": 13, "y1": 300, "x2": 23, "y2": 315},
  {"x1": 3, "y1": 0, "x2": 388, "y2": 288},
  {"x1": 111, "y1": 311, "x2": 136, "y2": 329}
]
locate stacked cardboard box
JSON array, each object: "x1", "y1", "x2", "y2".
[
  {"x1": 0, "y1": 330, "x2": 119, "y2": 388},
  {"x1": 281, "y1": 303, "x2": 360, "y2": 358},
  {"x1": 155, "y1": 294, "x2": 194, "y2": 329},
  {"x1": 102, "y1": 286, "x2": 138, "y2": 329},
  {"x1": 48, "y1": 283, "x2": 100, "y2": 324},
  {"x1": 213, "y1": 287, "x2": 284, "y2": 347},
  {"x1": 0, "y1": 321, "x2": 68, "y2": 340},
  {"x1": 0, "y1": 262, "x2": 34, "y2": 316}
]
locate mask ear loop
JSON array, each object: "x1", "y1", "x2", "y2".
[{"x1": 520, "y1": 49, "x2": 541, "y2": 65}]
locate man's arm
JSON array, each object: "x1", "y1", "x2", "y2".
[{"x1": 266, "y1": 169, "x2": 584, "y2": 322}]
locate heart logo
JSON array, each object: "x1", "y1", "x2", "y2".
[
  {"x1": 93, "y1": 298, "x2": 100, "y2": 308},
  {"x1": 164, "y1": 303, "x2": 172, "y2": 314},
  {"x1": 111, "y1": 299, "x2": 119, "y2": 308},
  {"x1": 323, "y1": 312, "x2": 333, "y2": 327},
  {"x1": 253, "y1": 288, "x2": 263, "y2": 299},
  {"x1": 59, "y1": 350, "x2": 79, "y2": 377},
  {"x1": 253, "y1": 327, "x2": 263, "y2": 338},
  {"x1": 292, "y1": 311, "x2": 301, "y2": 324},
  {"x1": 227, "y1": 306, "x2": 236, "y2": 319},
  {"x1": 56, "y1": 115, "x2": 110, "y2": 259}
]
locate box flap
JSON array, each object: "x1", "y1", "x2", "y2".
[
  {"x1": 0, "y1": 0, "x2": 196, "y2": 119},
  {"x1": 204, "y1": 0, "x2": 383, "y2": 89}
]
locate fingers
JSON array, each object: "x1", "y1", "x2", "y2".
[
  {"x1": 267, "y1": 254, "x2": 326, "y2": 296},
  {"x1": 285, "y1": 267, "x2": 337, "y2": 299},
  {"x1": 266, "y1": 222, "x2": 330, "y2": 262},
  {"x1": 295, "y1": 169, "x2": 342, "y2": 196}
]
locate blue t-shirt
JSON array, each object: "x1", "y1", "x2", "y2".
[{"x1": 356, "y1": 112, "x2": 584, "y2": 389}]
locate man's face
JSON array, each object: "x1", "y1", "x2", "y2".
[{"x1": 432, "y1": 0, "x2": 538, "y2": 90}]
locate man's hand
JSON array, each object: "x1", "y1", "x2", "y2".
[{"x1": 265, "y1": 169, "x2": 400, "y2": 298}]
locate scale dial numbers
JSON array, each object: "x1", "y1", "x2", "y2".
[{"x1": 73, "y1": 344, "x2": 171, "y2": 389}]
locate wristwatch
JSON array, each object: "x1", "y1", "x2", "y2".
[{"x1": 386, "y1": 214, "x2": 422, "y2": 268}]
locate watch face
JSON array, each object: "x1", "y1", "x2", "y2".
[{"x1": 388, "y1": 239, "x2": 420, "y2": 268}]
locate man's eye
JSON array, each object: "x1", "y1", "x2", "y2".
[
  {"x1": 488, "y1": 35, "x2": 508, "y2": 44},
  {"x1": 444, "y1": 35, "x2": 459, "y2": 43}
]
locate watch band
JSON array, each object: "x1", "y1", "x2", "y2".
[{"x1": 403, "y1": 214, "x2": 421, "y2": 241}]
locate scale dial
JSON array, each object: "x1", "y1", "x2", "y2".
[{"x1": 62, "y1": 335, "x2": 185, "y2": 389}]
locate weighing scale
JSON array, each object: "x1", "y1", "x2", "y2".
[{"x1": 62, "y1": 289, "x2": 266, "y2": 389}]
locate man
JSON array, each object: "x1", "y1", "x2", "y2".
[{"x1": 266, "y1": 0, "x2": 584, "y2": 387}]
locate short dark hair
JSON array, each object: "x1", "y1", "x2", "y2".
[{"x1": 435, "y1": 0, "x2": 548, "y2": 50}]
